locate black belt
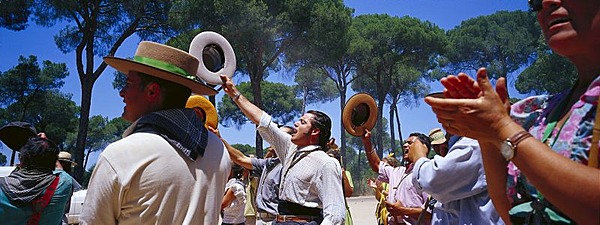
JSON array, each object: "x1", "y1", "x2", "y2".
[{"x1": 277, "y1": 200, "x2": 321, "y2": 217}]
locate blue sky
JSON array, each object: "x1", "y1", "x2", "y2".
[{"x1": 0, "y1": 0, "x2": 531, "y2": 166}]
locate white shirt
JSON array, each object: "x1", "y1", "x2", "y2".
[
  {"x1": 81, "y1": 122, "x2": 231, "y2": 225},
  {"x1": 257, "y1": 113, "x2": 346, "y2": 225},
  {"x1": 222, "y1": 178, "x2": 247, "y2": 224}
]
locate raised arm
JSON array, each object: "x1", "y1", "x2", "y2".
[
  {"x1": 362, "y1": 129, "x2": 381, "y2": 172},
  {"x1": 207, "y1": 126, "x2": 252, "y2": 169},
  {"x1": 221, "y1": 75, "x2": 263, "y2": 125}
]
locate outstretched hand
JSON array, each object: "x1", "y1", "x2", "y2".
[
  {"x1": 425, "y1": 68, "x2": 513, "y2": 142},
  {"x1": 220, "y1": 74, "x2": 238, "y2": 98}
]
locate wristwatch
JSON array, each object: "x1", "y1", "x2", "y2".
[{"x1": 500, "y1": 131, "x2": 533, "y2": 161}]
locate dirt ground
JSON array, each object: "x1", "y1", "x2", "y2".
[{"x1": 347, "y1": 195, "x2": 378, "y2": 225}]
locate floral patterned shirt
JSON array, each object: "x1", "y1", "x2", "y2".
[{"x1": 508, "y1": 76, "x2": 600, "y2": 205}]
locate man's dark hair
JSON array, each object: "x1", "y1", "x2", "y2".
[
  {"x1": 409, "y1": 132, "x2": 432, "y2": 151},
  {"x1": 19, "y1": 137, "x2": 59, "y2": 170},
  {"x1": 307, "y1": 110, "x2": 332, "y2": 150},
  {"x1": 231, "y1": 164, "x2": 244, "y2": 179},
  {"x1": 138, "y1": 72, "x2": 191, "y2": 109},
  {"x1": 326, "y1": 149, "x2": 342, "y2": 165}
]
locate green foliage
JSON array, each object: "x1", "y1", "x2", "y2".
[
  {"x1": 231, "y1": 144, "x2": 256, "y2": 156},
  {"x1": 0, "y1": 55, "x2": 77, "y2": 146},
  {"x1": 0, "y1": 0, "x2": 31, "y2": 31},
  {"x1": 16, "y1": 0, "x2": 179, "y2": 181},
  {"x1": 82, "y1": 163, "x2": 95, "y2": 189},
  {"x1": 218, "y1": 81, "x2": 302, "y2": 129},
  {"x1": 516, "y1": 51, "x2": 577, "y2": 95},
  {"x1": 65, "y1": 116, "x2": 130, "y2": 169},
  {"x1": 0, "y1": 55, "x2": 68, "y2": 107},
  {"x1": 445, "y1": 10, "x2": 540, "y2": 79},
  {"x1": 294, "y1": 67, "x2": 339, "y2": 112},
  {"x1": 171, "y1": 0, "x2": 351, "y2": 157},
  {"x1": 350, "y1": 14, "x2": 446, "y2": 155},
  {"x1": 30, "y1": 0, "x2": 176, "y2": 56}
]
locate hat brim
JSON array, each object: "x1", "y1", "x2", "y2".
[
  {"x1": 58, "y1": 159, "x2": 78, "y2": 166},
  {"x1": 186, "y1": 95, "x2": 219, "y2": 129},
  {"x1": 104, "y1": 57, "x2": 218, "y2": 96},
  {"x1": 343, "y1": 93, "x2": 378, "y2": 137},
  {"x1": 0, "y1": 126, "x2": 36, "y2": 151},
  {"x1": 189, "y1": 31, "x2": 236, "y2": 85},
  {"x1": 431, "y1": 139, "x2": 447, "y2": 145}
]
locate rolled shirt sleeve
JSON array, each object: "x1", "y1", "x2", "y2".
[{"x1": 257, "y1": 112, "x2": 292, "y2": 161}]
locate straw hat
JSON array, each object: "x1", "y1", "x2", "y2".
[
  {"x1": 0, "y1": 121, "x2": 37, "y2": 151},
  {"x1": 104, "y1": 41, "x2": 217, "y2": 95},
  {"x1": 342, "y1": 93, "x2": 378, "y2": 137},
  {"x1": 429, "y1": 128, "x2": 447, "y2": 145},
  {"x1": 58, "y1": 151, "x2": 77, "y2": 166},
  {"x1": 186, "y1": 95, "x2": 218, "y2": 129}
]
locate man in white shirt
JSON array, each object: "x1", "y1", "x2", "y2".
[
  {"x1": 221, "y1": 75, "x2": 345, "y2": 225},
  {"x1": 81, "y1": 41, "x2": 231, "y2": 225}
]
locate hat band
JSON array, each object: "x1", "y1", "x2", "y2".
[{"x1": 133, "y1": 56, "x2": 196, "y2": 80}]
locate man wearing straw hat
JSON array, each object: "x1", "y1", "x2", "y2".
[
  {"x1": 81, "y1": 41, "x2": 231, "y2": 225},
  {"x1": 221, "y1": 75, "x2": 345, "y2": 225},
  {"x1": 408, "y1": 127, "x2": 504, "y2": 224}
]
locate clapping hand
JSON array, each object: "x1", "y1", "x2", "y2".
[{"x1": 425, "y1": 68, "x2": 512, "y2": 142}]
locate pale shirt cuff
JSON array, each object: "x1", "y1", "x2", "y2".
[{"x1": 258, "y1": 112, "x2": 272, "y2": 129}]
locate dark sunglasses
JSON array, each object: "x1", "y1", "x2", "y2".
[{"x1": 529, "y1": 0, "x2": 542, "y2": 12}]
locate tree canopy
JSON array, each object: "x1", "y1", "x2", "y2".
[
  {"x1": 175, "y1": 0, "x2": 352, "y2": 157},
  {"x1": 4, "y1": 0, "x2": 179, "y2": 181},
  {"x1": 218, "y1": 81, "x2": 302, "y2": 129},
  {"x1": 0, "y1": 55, "x2": 78, "y2": 165},
  {"x1": 350, "y1": 14, "x2": 447, "y2": 157},
  {"x1": 445, "y1": 10, "x2": 540, "y2": 79},
  {"x1": 294, "y1": 66, "x2": 338, "y2": 113}
]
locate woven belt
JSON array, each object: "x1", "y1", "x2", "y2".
[{"x1": 275, "y1": 215, "x2": 318, "y2": 223}]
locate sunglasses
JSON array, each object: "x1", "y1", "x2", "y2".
[{"x1": 529, "y1": 0, "x2": 542, "y2": 12}]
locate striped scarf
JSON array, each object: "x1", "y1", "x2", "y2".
[{"x1": 0, "y1": 167, "x2": 56, "y2": 204}]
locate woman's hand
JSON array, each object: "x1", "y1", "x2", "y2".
[
  {"x1": 425, "y1": 68, "x2": 512, "y2": 142},
  {"x1": 441, "y1": 72, "x2": 481, "y2": 99}
]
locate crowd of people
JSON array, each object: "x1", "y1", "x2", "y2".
[{"x1": 0, "y1": 0, "x2": 598, "y2": 224}]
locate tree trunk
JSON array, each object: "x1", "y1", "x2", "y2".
[
  {"x1": 339, "y1": 93, "x2": 347, "y2": 168},
  {"x1": 395, "y1": 105, "x2": 403, "y2": 144},
  {"x1": 10, "y1": 151, "x2": 16, "y2": 166},
  {"x1": 74, "y1": 79, "x2": 93, "y2": 182},
  {"x1": 84, "y1": 148, "x2": 91, "y2": 170},
  {"x1": 250, "y1": 72, "x2": 264, "y2": 158},
  {"x1": 389, "y1": 103, "x2": 396, "y2": 155},
  {"x1": 376, "y1": 92, "x2": 385, "y2": 158}
]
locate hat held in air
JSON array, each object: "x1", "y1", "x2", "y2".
[{"x1": 343, "y1": 93, "x2": 378, "y2": 137}]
